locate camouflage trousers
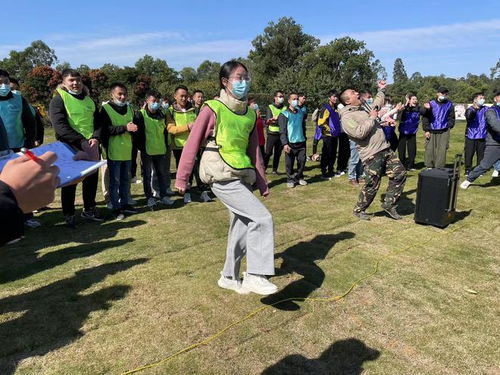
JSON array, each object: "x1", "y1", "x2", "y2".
[{"x1": 354, "y1": 149, "x2": 407, "y2": 213}]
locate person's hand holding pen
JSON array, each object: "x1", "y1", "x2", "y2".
[{"x1": 0, "y1": 151, "x2": 59, "y2": 213}]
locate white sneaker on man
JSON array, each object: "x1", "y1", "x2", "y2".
[
  {"x1": 184, "y1": 192, "x2": 192, "y2": 204},
  {"x1": 147, "y1": 197, "x2": 158, "y2": 207},
  {"x1": 298, "y1": 179, "x2": 308, "y2": 186},
  {"x1": 200, "y1": 191, "x2": 213, "y2": 202},
  {"x1": 241, "y1": 272, "x2": 278, "y2": 295},
  {"x1": 25, "y1": 218, "x2": 41, "y2": 228},
  {"x1": 493, "y1": 170, "x2": 499, "y2": 178},
  {"x1": 460, "y1": 180, "x2": 471, "y2": 190},
  {"x1": 161, "y1": 196, "x2": 174, "y2": 206},
  {"x1": 217, "y1": 273, "x2": 248, "y2": 294}
]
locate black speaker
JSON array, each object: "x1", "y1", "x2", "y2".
[{"x1": 414, "y1": 155, "x2": 461, "y2": 228}]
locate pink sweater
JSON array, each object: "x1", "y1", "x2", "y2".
[{"x1": 175, "y1": 106, "x2": 269, "y2": 196}]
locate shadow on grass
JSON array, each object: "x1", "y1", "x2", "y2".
[
  {"x1": 0, "y1": 258, "x2": 148, "y2": 375},
  {"x1": 0, "y1": 219, "x2": 146, "y2": 284},
  {"x1": 376, "y1": 188, "x2": 416, "y2": 217},
  {"x1": 474, "y1": 176, "x2": 500, "y2": 188},
  {"x1": 261, "y1": 232, "x2": 355, "y2": 311},
  {"x1": 262, "y1": 338, "x2": 380, "y2": 375}
]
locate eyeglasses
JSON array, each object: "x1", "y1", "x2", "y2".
[{"x1": 229, "y1": 75, "x2": 251, "y2": 82}]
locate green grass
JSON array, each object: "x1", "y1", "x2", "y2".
[{"x1": 0, "y1": 121, "x2": 499, "y2": 374}]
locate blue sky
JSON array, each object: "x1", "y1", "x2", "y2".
[{"x1": 2, "y1": 0, "x2": 499, "y2": 79}]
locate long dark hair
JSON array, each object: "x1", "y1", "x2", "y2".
[{"x1": 219, "y1": 60, "x2": 248, "y2": 90}]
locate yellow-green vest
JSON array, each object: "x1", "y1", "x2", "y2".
[
  {"x1": 102, "y1": 103, "x2": 133, "y2": 161},
  {"x1": 56, "y1": 88, "x2": 95, "y2": 139},
  {"x1": 268, "y1": 104, "x2": 285, "y2": 133},
  {"x1": 168, "y1": 106, "x2": 196, "y2": 148},
  {"x1": 204, "y1": 100, "x2": 256, "y2": 170},
  {"x1": 140, "y1": 109, "x2": 167, "y2": 156}
]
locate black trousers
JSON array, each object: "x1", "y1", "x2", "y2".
[
  {"x1": 285, "y1": 143, "x2": 306, "y2": 183},
  {"x1": 264, "y1": 133, "x2": 283, "y2": 172},
  {"x1": 61, "y1": 171, "x2": 99, "y2": 216},
  {"x1": 321, "y1": 136, "x2": 337, "y2": 176},
  {"x1": 464, "y1": 137, "x2": 486, "y2": 173},
  {"x1": 131, "y1": 144, "x2": 139, "y2": 178},
  {"x1": 398, "y1": 133, "x2": 417, "y2": 169},
  {"x1": 337, "y1": 133, "x2": 351, "y2": 171}
]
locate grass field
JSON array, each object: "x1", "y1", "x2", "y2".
[{"x1": 0, "y1": 120, "x2": 499, "y2": 374}]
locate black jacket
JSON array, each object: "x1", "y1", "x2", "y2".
[
  {"x1": 49, "y1": 89, "x2": 100, "y2": 151},
  {"x1": 133, "y1": 108, "x2": 169, "y2": 154},
  {"x1": 99, "y1": 102, "x2": 133, "y2": 151},
  {"x1": 0, "y1": 181, "x2": 24, "y2": 246}
]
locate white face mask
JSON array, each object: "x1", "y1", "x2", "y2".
[
  {"x1": 438, "y1": 95, "x2": 446, "y2": 102},
  {"x1": 113, "y1": 99, "x2": 127, "y2": 107},
  {"x1": 276, "y1": 97, "x2": 284, "y2": 104},
  {"x1": 68, "y1": 89, "x2": 82, "y2": 95},
  {"x1": 477, "y1": 98, "x2": 485, "y2": 106}
]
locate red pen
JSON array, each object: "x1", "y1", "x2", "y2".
[{"x1": 20, "y1": 147, "x2": 43, "y2": 162}]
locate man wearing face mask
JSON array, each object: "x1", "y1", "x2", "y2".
[
  {"x1": 461, "y1": 90, "x2": 500, "y2": 189},
  {"x1": 264, "y1": 90, "x2": 286, "y2": 174},
  {"x1": 135, "y1": 91, "x2": 174, "y2": 208},
  {"x1": 279, "y1": 92, "x2": 307, "y2": 188},
  {"x1": 421, "y1": 87, "x2": 455, "y2": 168},
  {"x1": 0, "y1": 70, "x2": 36, "y2": 153},
  {"x1": 464, "y1": 92, "x2": 488, "y2": 175},
  {"x1": 49, "y1": 69, "x2": 102, "y2": 228},
  {"x1": 99, "y1": 83, "x2": 138, "y2": 220}
]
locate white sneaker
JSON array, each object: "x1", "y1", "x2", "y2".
[
  {"x1": 147, "y1": 197, "x2": 158, "y2": 207},
  {"x1": 200, "y1": 191, "x2": 213, "y2": 202},
  {"x1": 334, "y1": 171, "x2": 346, "y2": 178},
  {"x1": 160, "y1": 196, "x2": 174, "y2": 206},
  {"x1": 25, "y1": 218, "x2": 41, "y2": 228},
  {"x1": 241, "y1": 272, "x2": 278, "y2": 295},
  {"x1": 184, "y1": 192, "x2": 192, "y2": 204},
  {"x1": 298, "y1": 179, "x2": 308, "y2": 186},
  {"x1": 287, "y1": 182, "x2": 295, "y2": 188},
  {"x1": 493, "y1": 170, "x2": 499, "y2": 178},
  {"x1": 165, "y1": 187, "x2": 174, "y2": 196},
  {"x1": 460, "y1": 180, "x2": 471, "y2": 190},
  {"x1": 217, "y1": 273, "x2": 248, "y2": 294}
]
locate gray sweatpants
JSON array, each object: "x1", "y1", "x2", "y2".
[
  {"x1": 425, "y1": 130, "x2": 450, "y2": 168},
  {"x1": 211, "y1": 180, "x2": 275, "y2": 279},
  {"x1": 467, "y1": 144, "x2": 500, "y2": 182}
]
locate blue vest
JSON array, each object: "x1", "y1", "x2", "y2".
[
  {"x1": 466, "y1": 106, "x2": 488, "y2": 139},
  {"x1": 399, "y1": 108, "x2": 420, "y2": 135},
  {"x1": 0, "y1": 92, "x2": 24, "y2": 148},
  {"x1": 488, "y1": 105, "x2": 500, "y2": 143},
  {"x1": 430, "y1": 100, "x2": 453, "y2": 130},
  {"x1": 324, "y1": 104, "x2": 341, "y2": 137},
  {"x1": 282, "y1": 109, "x2": 305, "y2": 144},
  {"x1": 383, "y1": 125, "x2": 396, "y2": 140}
]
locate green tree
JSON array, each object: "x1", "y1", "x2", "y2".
[
  {"x1": 249, "y1": 17, "x2": 319, "y2": 91},
  {"x1": 179, "y1": 67, "x2": 198, "y2": 84},
  {"x1": 393, "y1": 58, "x2": 408, "y2": 83},
  {"x1": 197, "y1": 60, "x2": 220, "y2": 81},
  {"x1": 0, "y1": 40, "x2": 57, "y2": 80},
  {"x1": 135, "y1": 55, "x2": 177, "y2": 84}
]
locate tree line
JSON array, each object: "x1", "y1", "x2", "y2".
[{"x1": 1, "y1": 17, "x2": 499, "y2": 113}]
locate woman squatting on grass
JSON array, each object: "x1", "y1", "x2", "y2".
[{"x1": 175, "y1": 60, "x2": 278, "y2": 296}]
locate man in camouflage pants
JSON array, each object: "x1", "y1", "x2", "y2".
[{"x1": 339, "y1": 81, "x2": 407, "y2": 220}]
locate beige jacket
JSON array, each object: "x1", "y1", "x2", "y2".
[{"x1": 339, "y1": 90, "x2": 390, "y2": 162}]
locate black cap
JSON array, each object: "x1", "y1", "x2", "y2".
[{"x1": 437, "y1": 86, "x2": 449, "y2": 94}]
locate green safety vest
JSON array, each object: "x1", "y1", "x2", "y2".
[
  {"x1": 268, "y1": 104, "x2": 285, "y2": 133},
  {"x1": 103, "y1": 103, "x2": 134, "y2": 161},
  {"x1": 56, "y1": 88, "x2": 95, "y2": 139},
  {"x1": 168, "y1": 106, "x2": 196, "y2": 148},
  {"x1": 204, "y1": 100, "x2": 256, "y2": 170},
  {"x1": 140, "y1": 109, "x2": 167, "y2": 156},
  {"x1": 0, "y1": 92, "x2": 24, "y2": 148}
]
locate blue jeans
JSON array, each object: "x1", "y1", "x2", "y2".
[
  {"x1": 494, "y1": 159, "x2": 500, "y2": 171},
  {"x1": 108, "y1": 160, "x2": 131, "y2": 210},
  {"x1": 348, "y1": 140, "x2": 364, "y2": 180}
]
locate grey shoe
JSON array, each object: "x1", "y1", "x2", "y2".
[
  {"x1": 353, "y1": 210, "x2": 371, "y2": 221},
  {"x1": 287, "y1": 182, "x2": 295, "y2": 188},
  {"x1": 382, "y1": 205, "x2": 402, "y2": 220},
  {"x1": 64, "y1": 215, "x2": 76, "y2": 228},
  {"x1": 298, "y1": 179, "x2": 307, "y2": 186}
]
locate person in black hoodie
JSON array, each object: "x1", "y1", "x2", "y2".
[{"x1": 49, "y1": 69, "x2": 102, "y2": 228}]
